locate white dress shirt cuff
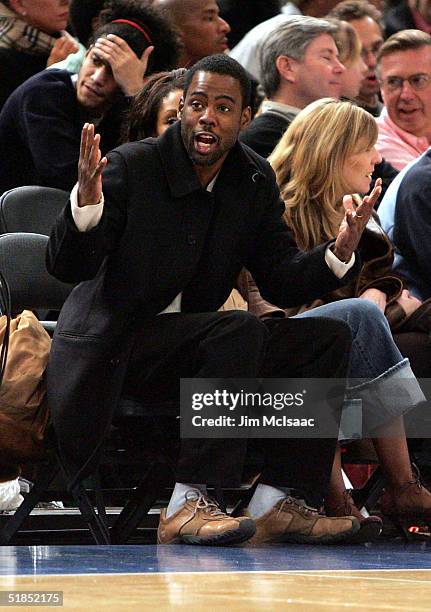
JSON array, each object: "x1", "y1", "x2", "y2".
[
  {"x1": 70, "y1": 183, "x2": 104, "y2": 232},
  {"x1": 325, "y1": 244, "x2": 355, "y2": 278}
]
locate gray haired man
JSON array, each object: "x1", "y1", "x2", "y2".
[{"x1": 240, "y1": 16, "x2": 344, "y2": 157}]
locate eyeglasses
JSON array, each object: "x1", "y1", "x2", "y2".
[{"x1": 380, "y1": 73, "x2": 431, "y2": 92}]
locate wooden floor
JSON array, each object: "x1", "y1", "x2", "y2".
[
  {"x1": 2, "y1": 543, "x2": 431, "y2": 610},
  {"x1": 1, "y1": 570, "x2": 431, "y2": 610}
]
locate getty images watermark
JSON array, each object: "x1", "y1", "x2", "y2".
[
  {"x1": 180, "y1": 378, "x2": 431, "y2": 439},
  {"x1": 181, "y1": 378, "x2": 345, "y2": 439}
]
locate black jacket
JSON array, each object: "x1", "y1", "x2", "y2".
[
  {"x1": 0, "y1": 69, "x2": 126, "y2": 194},
  {"x1": 0, "y1": 47, "x2": 47, "y2": 112},
  {"x1": 240, "y1": 110, "x2": 296, "y2": 158},
  {"x1": 46, "y1": 121, "x2": 359, "y2": 484}
]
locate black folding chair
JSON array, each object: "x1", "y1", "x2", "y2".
[
  {"x1": 0, "y1": 232, "x2": 176, "y2": 544},
  {"x1": 0, "y1": 186, "x2": 69, "y2": 236}
]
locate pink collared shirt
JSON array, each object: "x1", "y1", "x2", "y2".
[{"x1": 376, "y1": 107, "x2": 429, "y2": 170}]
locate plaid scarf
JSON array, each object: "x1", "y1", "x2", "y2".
[{"x1": 0, "y1": 2, "x2": 57, "y2": 54}]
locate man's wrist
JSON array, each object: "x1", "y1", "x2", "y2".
[
  {"x1": 331, "y1": 244, "x2": 352, "y2": 264},
  {"x1": 122, "y1": 80, "x2": 142, "y2": 97},
  {"x1": 77, "y1": 189, "x2": 102, "y2": 208}
]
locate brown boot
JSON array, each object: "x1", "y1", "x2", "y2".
[
  {"x1": 380, "y1": 466, "x2": 431, "y2": 523},
  {"x1": 325, "y1": 490, "x2": 382, "y2": 543},
  {"x1": 247, "y1": 497, "x2": 359, "y2": 545},
  {"x1": 157, "y1": 490, "x2": 256, "y2": 545}
]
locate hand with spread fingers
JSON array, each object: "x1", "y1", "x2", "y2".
[
  {"x1": 332, "y1": 178, "x2": 382, "y2": 263},
  {"x1": 93, "y1": 34, "x2": 154, "y2": 96},
  {"x1": 77, "y1": 123, "x2": 107, "y2": 207}
]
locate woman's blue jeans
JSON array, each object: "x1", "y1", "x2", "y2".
[{"x1": 293, "y1": 298, "x2": 425, "y2": 435}]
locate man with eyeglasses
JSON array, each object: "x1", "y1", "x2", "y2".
[{"x1": 376, "y1": 29, "x2": 431, "y2": 170}]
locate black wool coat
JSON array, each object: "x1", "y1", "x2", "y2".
[{"x1": 46, "y1": 121, "x2": 359, "y2": 485}]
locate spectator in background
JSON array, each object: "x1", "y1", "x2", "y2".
[
  {"x1": 99, "y1": 1, "x2": 178, "y2": 78},
  {"x1": 330, "y1": 18, "x2": 399, "y2": 197},
  {"x1": 329, "y1": 0, "x2": 384, "y2": 117},
  {"x1": 123, "y1": 68, "x2": 186, "y2": 141},
  {"x1": 152, "y1": 0, "x2": 230, "y2": 68},
  {"x1": 152, "y1": 0, "x2": 263, "y2": 116},
  {"x1": 229, "y1": 1, "x2": 341, "y2": 82},
  {"x1": 0, "y1": 16, "x2": 156, "y2": 194},
  {"x1": 239, "y1": 17, "x2": 345, "y2": 158},
  {"x1": 49, "y1": 0, "x2": 104, "y2": 72},
  {"x1": 329, "y1": 18, "x2": 368, "y2": 100},
  {"x1": 0, "y1": 0, "x2": 79, "y2": 109},
  {"x1": 50, "y1": 0, "x2": 179, "y2": 77},
  {"x1": 376, "y1": 29, "x2": 431, "y2": 170},
  {"x1": 378, "y1": 150, "x2": 431, "y2": 301}
]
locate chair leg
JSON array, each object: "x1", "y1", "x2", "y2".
[
  {"x1": 0, "y1": 459, "x2": 60, "y2": 544},
  {"x1": 54, "y1": 450, "x2": 111, "y2": 545},
  {"x1": 70, "y1": 480, "x2": 111, "y2": 545},
  {"x1": 92, "y1": 473, "x2": 108, "y2": 526},
  {"x1": 110, "y1": 462, "x2": 172, "y2": 544},
  {"x1": 351, "y1": 466, "x2": 387, "y2": 511}
]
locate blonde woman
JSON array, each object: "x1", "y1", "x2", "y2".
[
  {"x1": 266, "y1": 98, "x2": 431, "y2": 534},
  {"x1": 330, "y1": 18, "x2": 398, "y2": 196}
]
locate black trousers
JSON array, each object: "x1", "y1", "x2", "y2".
[{"x1": 122, "y1": 310, "x2": 351, "y2": 506}]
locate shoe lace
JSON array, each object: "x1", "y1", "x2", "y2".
[
  {"x1": 328, "y1": 489, "x2": 356, "y2": 516},
  {"x1": 278, "y1": 496, "x2": 319, "y2": 517},
  {"x1": 185, "y1": 489, "x2": 227, "y2": 517}
]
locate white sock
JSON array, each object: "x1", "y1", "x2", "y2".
[
  {"x1": 248, "y1": 483, "x2": 290, "y2": 519},
  {"x1": 166, "y1": 482, "x2": 207, "y2": 518}
]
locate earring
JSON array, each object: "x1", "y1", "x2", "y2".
[{"x1": 21, "y1": 11, "x2": 27, "y2": 16}]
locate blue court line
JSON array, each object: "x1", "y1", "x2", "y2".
[{"x1": 1, "y1": 543, "x2": 431, "y2": 576}]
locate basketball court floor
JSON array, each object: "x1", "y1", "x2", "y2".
[{"x1": 1, "y1": 542, "x2": 431, "y2": 610}]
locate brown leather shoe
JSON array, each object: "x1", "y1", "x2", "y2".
[
  {"x1": 247, "y1": 497, "x2": 360, "y2": 545},
  {"x1": 380, "y1": 467, "x2": 431, "y2": 523},
  {"x1": 157, "y1": 490, "x2": 256, "y2": 545},
  {"x1": 325, "y1": 490, "x2": 382, "y2": 543}
]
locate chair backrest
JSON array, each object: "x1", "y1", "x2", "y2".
[
  {"x1": 0, "y1": 233, "x2": 72, "y2": 311},
  {"x1": 0, "y1": 186, "x2": 69, "y2": 235}
]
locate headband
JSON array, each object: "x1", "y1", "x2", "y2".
[{"x1": 110, "y1": 19, "x2": 153, "y2": 46}]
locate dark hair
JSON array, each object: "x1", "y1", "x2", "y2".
[
  {"x1": 69, "y1": 0, "x2": 104, "y2": 46},
  {"x1": 183, "y1": 54, "x2": 251, "y2": 108},
  {"x1": 92, "y1": 0, "x2": 180, "y2": 74},
  {"x1": 124, "y1": 69, "x2": 187, "y2": 141},
  {"x1": 328, "y1": 0, "x2": 383, "y2": 29}
]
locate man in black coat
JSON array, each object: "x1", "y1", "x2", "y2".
[{"x1": 47, "y1": 54, "x2": 382, "y2": 546}]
